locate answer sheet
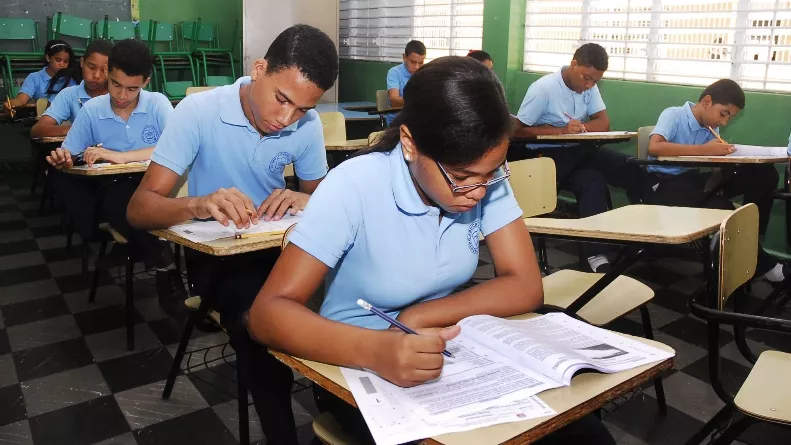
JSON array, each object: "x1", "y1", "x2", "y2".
[
  {"x1": 729, "y1": 144, "x2": 788, "y2": 158},
  {"x1": 89, "y1": 160, "x2": 151, "y2": 169},
  {"x1": 168, "y1": 214, "x2": 301, "y2": 243},
  {"x1": 342, "y1": 367, "x2": 556, "y2": 445}
]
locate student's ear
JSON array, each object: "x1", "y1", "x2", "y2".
[
  {"x1": 402, "y1": 53, "x2": 407, "y2": 63},
  {"x1": 250, "y1": 58, "x2": 267, "y2": 81},
  {"x1": 700, "y1": 94, "x2": 712, "y2": 108},
  {"x1": 80, "y1": 57, "x2": 85, "y2": 69},
  {"x1": 141, "y1": 77, "x2": 151, "y2": 89},
  {"x1": 569, "y1": 59, "x2": 578, "y2": 69},
  {"x1": 399, "y1": 124, "x2": 417, "y2": 162}
]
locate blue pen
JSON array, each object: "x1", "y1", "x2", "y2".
[{"x1": 357, "y1": 299, "x2": 453, "y2": 358}]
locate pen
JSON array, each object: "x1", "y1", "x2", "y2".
[
  {"x1": 707, "y1": 126, "x2": 728, "y2": 144},
  {"x1": 563, "y1": 112, "x2": 586, "y2": 133},
  {"x1": 357, "y1": 299, "x2": 453, "y2": 358}
]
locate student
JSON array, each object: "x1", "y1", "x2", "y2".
[
  {"x1": 467, "y1": 49, "x2": 493, "y2": 69},
  {"x1": 512, "y1": 43, "x2": 643, "y2": 273},
  {"x1": 126, "y1": 24, "x2": 338, "y2": 445},
  {"x1": 4, "y1": 40, "x2": 76, "y2": 110},
  {"x1": 247, "y1": 56, "x2": 615, "y2": 445},
  {"x1": 30, "y1": 39, "x2": 113, "y2": 138},
  {"x1": 44, "y1": 39, "x2": 182, "y2": 308},
  {"x1": 385, "y1": 40, "x2": 425, "y2": 125},
  {"x1": 647, "y1": 79, "x2": 789, "y2": 288}
]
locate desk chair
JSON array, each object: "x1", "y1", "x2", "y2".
[
  {"x1": 510, "y1": 157, "x2": 667, "y2": 413},
  {"x1": 374, "y1": 89, "x2": 390, "y2": 128},
  {"x1": 319, "y1": 111, "x2": 346, "y2": 146},
  {"x1": 686, "y1": 203, "x2": 791, "y2": 445},
  {"x1": 367, "y1": 131, "x2": 383, "y2": 145}
]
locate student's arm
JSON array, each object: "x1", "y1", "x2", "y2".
[
  {"x1": 5, "y1": 92, "x2": 31, "y2": 109},
  {"x1": 31, "y1": 115, "x2": 70, "y2": 138},
  {"x1": 647, "y1": 108, "x2": 733, "y2": 157},
  {"x1": 82, "y1": 146, "x2": 155, "y2": 166},
  {"x1": 512, "y1": 87, "x2": 580, "y2": 138},
  {"x1": 386, "y1": 68, "x2": 404, "y2": 107},
  {"x1": 9, "y1": 74, "x2": 39, "y2": 108},
  {"x1": 46, "y1": 107, "x2": 93, "y2": 169}
]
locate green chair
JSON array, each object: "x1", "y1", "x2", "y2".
[
  {"x1": 0, "y1": 18, "x2": 43, "y2": 97},
  {"x1": 51, "y1": 12, "x2": 94, "y2": 55},
  {"x1": 180, "y1": 18, "x2": 236, "y2": 87},
  {"x1": 148, "y1": 20, "x2": 196, "y2": 101},
  {"x1": 96, "y1": 15, "x2": 136, "y2": 42}
]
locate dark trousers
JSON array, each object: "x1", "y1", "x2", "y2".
[
  {"x1": 48, "y1": 170, "x2": 171, "y2": 268},
  {"x1": 186, "y1": 249, "x2": 298, "y2": 445},
  {"x1": 313, "y1": 385, "x2": 615, "y2": 445},
  {"x1": 647, "y1": 167, "x2": 780, "y2": 275}
]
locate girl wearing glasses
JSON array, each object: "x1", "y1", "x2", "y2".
[{"x1": 247, "y1": 56, "x2": 614, "y2": 444}]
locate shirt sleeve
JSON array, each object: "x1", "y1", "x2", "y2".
[
  {"x1": 386, "y1": 67, "x2": 400, "y2": 91},
  {"x1": 42, "y1": 90, "x2": 72, "y2": 124},
  {"x1": 650, "y1": 107, "x2": 681, "y2": 142},
  {"x1": 480, "y1": 179, "x2": 523, "y2": 237},
  {"x1": 293, "y1": 114, "x2": 328, "y2": 181},
  {"x1": 154, "y1": 94, "x2": 174, "y2": 136},
  {"x1": 288, "y1": 167, "x2": 362, "y2": 268},
  {"x1": 150, "y1": 97, "x2": 200, "y2": 175},
  {"x1": 586, "y1": 85, "x2": 606, "y2": 116},
  {"x1": 516, "y1": 84, "x2": 549, "y2": 126},
  {"x1": 19, "y1": 72, "x2": 39, "y2": 99},
  {"x1": 61, "y1": 107, "x2": 95, "y2": 154}
]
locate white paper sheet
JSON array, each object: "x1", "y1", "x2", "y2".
[
  {"x1": 342, "y1": 367, "x2": 556, "y2": 445},
  {"x1": 89, "y1": 160, "x2": 151, "y2": 169},
  {"x1": 729, "y1": 144, "x2": 788, "y2": 158},
  {"x1": 572, "y1": 131, "x2": 632, "y2": 136},
  {"x1": 169, "y1": 214, "x2": 301, "y2": 243}
]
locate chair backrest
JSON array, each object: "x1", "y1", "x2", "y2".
[
  {"x1": 368, "y1": 131, "x2": 383, "y2": 145},
  {"x1": 97, "y1": 16, "x2": 136, "y2": 41},
  {"x1": 319, "y1": 112, "x2": 346, "y2": 145},
  {"x1": 35, "y1": 98, "x2": 48, "y2": 116},
  {"x1": 186, "y1": 86, "x2": 215, "y2": 96},
  {"x1": 151, "y1": 21, "x2": 177, "y2": 44},
  {"x1": 0, "y1": 18, "x2": 40, "y2": 50},
  {"x1": 637, "y1": 126, "x2": 654, "y2": 160},
  {"x1": 54, "y1": 12, "x2": 94, "y2": 41},
  {"x1": 508, "y1": 157, "x2": 558, "y2": 218},
  {"x1": 717, "y1": 203, "x2": 759, "y2": 310},
  {"x1": 375, "y1": 90, "x2": 390, "y2": 112},
  {"x1": 136, "y1": 20, "x2": 150, "y2": 41}
]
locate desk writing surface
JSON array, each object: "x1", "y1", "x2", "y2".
[
  {"x1": 270, "y1": 313, "x2": 674, "y2": 445},
  {"x1": 315, "y1": 102, "x2": 379, "y2": 121},
  {"x1": 31, "y1": 136, "x2": 66, "y2": 144},
  {"x1": 657, "y1": 155, "x2": 789, "y2": 164},
  {"x1": 325, "y1": 138, "x2": 369, "y2": 152},
  {"x1": 535, "y1": 131, "x2": 637, "y2": 141},
  {"x1": 525, "y1": 205, "x2": 731, "y2": 244},
  {"x1": 151, "y1": 223, "x2": 285, "y2": 256},
  {"x1": 63, "y1": 163, "x2": 149, "y2": 176}
]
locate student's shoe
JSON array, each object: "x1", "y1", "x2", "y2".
[{"x1": 156, "y1": 269, "x2": 189, "y2": 319}]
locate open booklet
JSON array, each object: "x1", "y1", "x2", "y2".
[
  {"x1": 358, "y1": 313, "x2": 673, "y2": 423},
  {"x1": 168, "y1": 213, "x2": 301, "y2": 243}
]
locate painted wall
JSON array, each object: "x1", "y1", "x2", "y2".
[{"x1": 138, "y1": 0, "x2": 242, "y2": 55}]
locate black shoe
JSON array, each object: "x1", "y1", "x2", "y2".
[{"x1": 156, "y1": 269, "x2": 189, "y2": 319}]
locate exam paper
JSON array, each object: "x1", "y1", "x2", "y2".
[
  {"x1": 570, "y1": 131, "x2": 632, "y2": 137},
  {"x1": 89, "y1": 160, "x2": 151, "y2": 169},
  {"x1": 729, "y1": 144, "x2": 788, "y2": 158},
  {"x1": 342, "y1": 367, "x2": 556, "y2": 445},
  {"x1": 169, "y1": 214, "x2": 301, "y2": 243}
]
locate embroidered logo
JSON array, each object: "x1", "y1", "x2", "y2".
[
  {"x1": 467, "y1": 219, "x2": 481, "y2": 254},
  {"x1": 141, "y1": 125, "x2": 160, "y2": 144},
  {"x1": 269, "y1": 151, "x2": 292, "y2": 174}
]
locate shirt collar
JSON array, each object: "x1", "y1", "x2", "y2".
[
  {"x1": 75, "y1": 81, "x2": 91, "y2": 102},
  {"x1": 220, "y1": 76, "x2": 300, "y2": 135},
  {"x1": 555, "y1": 67, "x2": 575, "y2": 94},
  {"x1": 683, "y1": 101, "x2": 704, "y2": 132},
  {"x1": 97, "y1": 89, "x2": 151, "y2": 120},
  {"x1": 399, "y1": 63, "x2": 411, "y2": 79},
  {"x1": 389, "y1": 143, "x2": 432, "y2": 215}
]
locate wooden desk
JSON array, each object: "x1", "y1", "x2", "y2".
[
  {"x1": 63, "y1": 163, "x2": 150, "y2": 177},
  {"x1": 271, "y1": 313, "x2": 675, "y2": 445},
  {"x1": 150, "y1": 223, "x2": 287, "y2": 256},
  {"x1": 525, "y1": 205, "x2": 731, "y2": 245},
  {"x1": 325, "y1": 138, "x2": 369, "y2": 152},
  {"x1": 535, "y1": 132, "x2": 637, "y2": 142},
  {"x1": 31, "y1": 136, "x2": 66, "y2": 144},
  {"x1": 656, "y1": 155, "x2": 789, "y2": 165}
]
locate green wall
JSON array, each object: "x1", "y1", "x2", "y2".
[
  {"x1": 138, "y1": 0, "x2": 242, "y2": 55},
  {"x1": 337, "y1": 0, "x2": 791, "y2": 254}
]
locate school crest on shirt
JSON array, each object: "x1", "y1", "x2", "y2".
[
  {"x1": 269, "y1": 152, "x2": 292, "y2": 174},
  {"x1": 467, "y1": 219, "x2": 481, "y2": 254},
  {"x1": 141, "y1": 125, "x2": 160, "y2": 144}
]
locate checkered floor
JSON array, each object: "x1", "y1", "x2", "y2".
[{"x1": 0, "y1": 170, "x2": 789, "y2": 445}]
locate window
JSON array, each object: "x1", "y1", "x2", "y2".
[
  {"x1": 523, "y1": 0, "x2": 791, "y2": 92},
  {"x1": 339, "y1": 0, "x2": 484, "y2": 62}
]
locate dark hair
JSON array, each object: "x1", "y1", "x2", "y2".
[
  {"x1": 264, "y1": 24, "x2": 339, "y2": 91},
  {"x1": 573, "y1": 43, "x2": 608, "y2": 71},
  {"x1": 366, "y1": 56, "x2": 511, "y2": 166},
  {"x1": 405, "y1": 40, "x2": 427, "y2": 57},
  {"x1": 108, "y1": 39, "x2": 153, "y2": 79},
  {"x1": 47, "y1": 39, "x2": 112, "y2": 95},
  {"x1": 467, "y1": 50, "x2": 492, "y2": 63},
  {"x1": 699, "y1": 79, "x2": 745, "y2": 109},
  {"x1": 43, "y1": 40, "x2": 75, "y2": 95}
]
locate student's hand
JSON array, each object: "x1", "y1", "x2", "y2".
[
  {"x1": 703, "y1": 140, "x2": 735, "y2": 156},
  {"x1": 373, "y1": 326, "x2": 461, "y2": 387},
  {"x1": 46, "y1": 147, "x2": 73, "y2": 169},
  {"x1": 83, "y1": 147, "x2": 125, "y2": 166},
  {"x1": 189, "y1": 187, "x2": 259, "y2": 229},
  {"x1": 257, "y1": 189, "x2": 309, "y2": 221},
  {"x1": 565, "y1": 119, "x2": 586, "y2": 134}
]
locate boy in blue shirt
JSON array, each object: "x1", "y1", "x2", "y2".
[
  {"x1": 512, "y1": 43, "x2": 643, "y2": 273},
  {"x1": 647, "y1": 79, "x2": 788, "y2": 288},
  {"x1": 127, "y1": 25, "x2": 338, "y2": 445},
  {"x1": 45, "y1": 39, "x2": 181, "y2": 305},
  {"x1": 385, "y1": 40, "x2": 425, "y2": 125},
  {"x1": 31, "y1": 39, "x2": 113, "y2": 138}
]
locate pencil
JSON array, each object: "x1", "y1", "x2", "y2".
[
  {"x1": 357, "y1": 299, "x2": 453, "y2": 358},
  {"x1": 6, "y1": 97, "x2": 15, "y2": 119},
  {"x1": 707, "y1": 126, "x2": 728, "y2": 144},
  {"x1": 563, "y1": 112, "x2": 586, "y2": 133}
]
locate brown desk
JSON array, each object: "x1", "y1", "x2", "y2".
[
  {"x1": 31, "y1": 136, "x2": 66, "y2": 144},
  {"x1": 657, "y1": 155, "x2": 789, "y2": 165},
  {"x1": 63, "y1": 162, "x2": 150, "y2": 176},
  {"x1": 325, "y1": 138, "x2": 369, "y2": 152},
  {"x1": 535, "y1": 131, "x2": 637, "y2": 142},
  {"x1": 271, "y1": 313, "x2": 675, "y2": 445},
  {"x1": 150, "y1": 223, "x2": 287, "y2": 256}
]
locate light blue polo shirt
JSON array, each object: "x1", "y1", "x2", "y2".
[
  {"x1": 20, "y1": 67, "x2": 75, "y2": 102},
  {"x1": 385, "y1": 63, "x2": 411, "y2": 125},
  {"x1": 42, "y1": 81, "x2": 94, "y2": 124},
  {"x1": 288, "y1": 146, "x2": 523, "y2": 330},
  {"x1": 151, "y1": 76, "x2": 328, "y2": 206},
  {"x1": 648, "y1": 101, "x2": 718, "y2": 175},
  {"x1": 516, "y1": 68, "x2": 606, "y2": 149},
  {"x1": 62, "y1": 89, "x2": 173, "y2": 154}
]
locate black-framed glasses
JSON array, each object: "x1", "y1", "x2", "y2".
[{"x1": 436, "y1": 160, "x2": 511, "y2": 193}]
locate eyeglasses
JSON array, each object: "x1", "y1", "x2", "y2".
[{"x1": 436, "y1": 160, "x2": 511, "y2": 193}]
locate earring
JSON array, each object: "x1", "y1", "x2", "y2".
[{"x1": 404, "y1": 154, "x2": 412, "y2": 162}]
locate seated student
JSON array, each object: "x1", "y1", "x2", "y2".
[
  {"x1": 31, "y1": 39, "x2": 113, "y2": 138},
  {"x1": 512, "y1": 43, "x2": 643, "y2": 273},
  {"x1": 647, "y1": 79, "x2": 788, "y2": 288},
  {"x1": 4, "y1": 40, "x2": 76, "y2": 111},
  {"x1": 44, "y1": 39, "x2": 183, "y2": 307},
  {"x1": 126, "y1": 25, "x2": 338, "y2": 445},
  {"x1": 247, "y1": 56, "x2": 615, "y2": 445},
  {"x1": 385, "y1": 40, "x2": 425, "y2": 125},
  {"x1": 467, "y1": 49, "x2": 494, "y2": 69}
]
